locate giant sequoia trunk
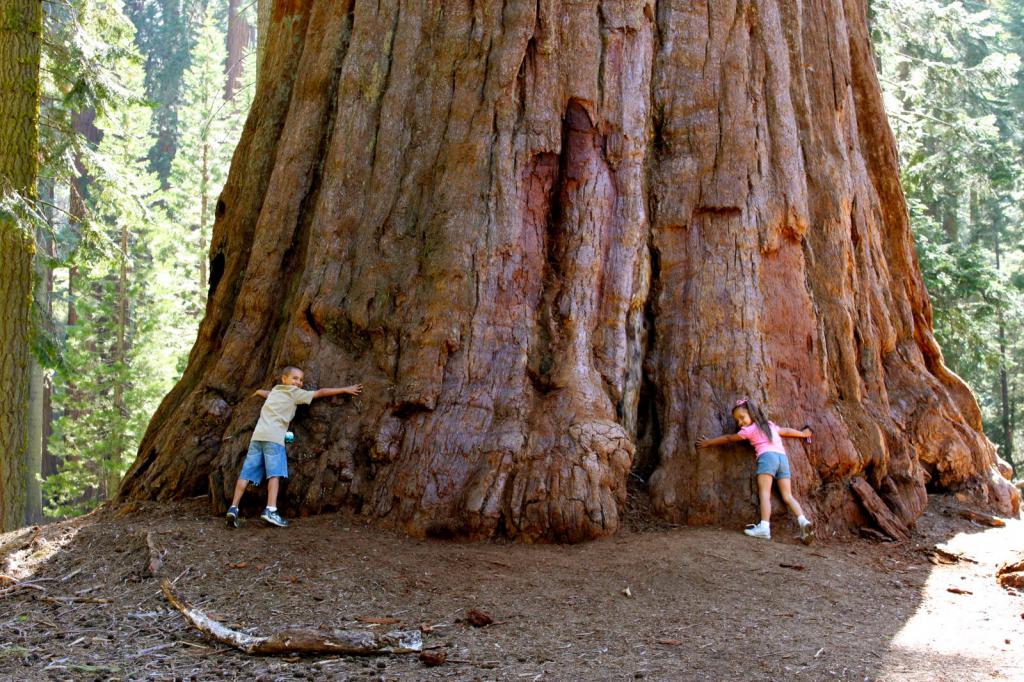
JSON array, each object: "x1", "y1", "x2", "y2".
[{"x1": 120, "y1": 0, "x2": 1020, "y2": 542}]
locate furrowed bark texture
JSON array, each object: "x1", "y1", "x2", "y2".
[
  {"x1": 119, "y1": 0, "x2": 1020, "y2": 542},
  {"x1": 0, "y1": 0, "x2": 42, "y2": 532}
]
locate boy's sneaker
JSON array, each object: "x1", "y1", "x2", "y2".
[
  {"x1": 799, "y1": 521, "x2": 815, "y2": 545},
  {"x1": 225, "y1": 506, "x2": 240, "y2": 529},
  {"x1": 743, "y1": 523, "x2": 771, "y2": 539},
  {"x1": 260, "y1": 508, "x2": 289, "y2": 527}
]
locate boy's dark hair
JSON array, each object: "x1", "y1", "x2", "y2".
[
  {"x1": 280, "y1": 365, "x2": 302, "y2": 377},
  {"x1": 733, "y1": 398, "x2": 772, "y2": 438}
]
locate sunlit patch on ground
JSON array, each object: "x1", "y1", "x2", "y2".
[
  {"x1": 879, "y1": 519, "x2": 1024, "y2": 681},
  {"x1": 1, "y1": 519, "x2": 85, "y2": 581}
]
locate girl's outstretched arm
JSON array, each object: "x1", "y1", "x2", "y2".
[
  {"x1": 696, "y1": 433, "x2": 745, "y2": 449},
  {"x1": 777, "y1": 426, "x2": 812, "y2": 439}
]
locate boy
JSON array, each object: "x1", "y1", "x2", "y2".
[{"x1": 226, "y1": 366, "x2": 362, "y2": 528}]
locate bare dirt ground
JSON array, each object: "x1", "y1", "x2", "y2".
[{"x1": 1, "y1": 494, "x2": 1022, "y2": 681}]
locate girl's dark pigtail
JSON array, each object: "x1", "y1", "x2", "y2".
[{"x1": 746, "y1": 400, "x2": 773, "y2": 440}]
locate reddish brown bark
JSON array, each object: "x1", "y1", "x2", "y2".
[{"x1": 119, "y1": 0, "x2": 1020, "y2": 542}]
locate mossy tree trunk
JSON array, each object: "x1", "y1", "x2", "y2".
[
  {"x1": 0, "y1": 0, "x2": 42, "y2": 532},
  {"x1": 119, "y1": 0, "x2": 1019, "y2": 542}
]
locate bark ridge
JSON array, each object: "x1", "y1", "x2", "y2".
[{"x1": 119, "y1": 0, "x2": 1020, "y2": 542}]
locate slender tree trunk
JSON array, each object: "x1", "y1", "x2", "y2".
[
  {"x1": 41, "y1": 225, "x2": 56, "y2": 481},
  {"x1": 67, "y1": 265, "x2": 78, "y2": 326},
  {"x1": 27, "y1": 358, "x2": 43, "y2": 523},
  {"x1": 256, "y1": 0, "x2": 270, "y2": 77},
  {"x1": 120, "y1": 0, "x2": 1020, "y2": 541},
  {"x1": 225, "y1": 0, "x2": 251, "y2": 100},
  {"x1": 37, "y1": 181, "x2": 57, "y2": 485},
  {"x1": 0, "y1": 0, "x2": 43, "y2": 532},
  {"x1": 994, "y1": 223, "x2": 1013, "y2": 468},
  {"x1": 110, "y1": 219, "x2": 130, "y2": 499},
  {"x1": 199, "y1": 141, "x2": 209, "y2": 300},
  {"x1": 26, "y1": 224, "x2": 48, "y2": 524}
]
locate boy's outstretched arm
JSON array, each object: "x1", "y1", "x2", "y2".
[
  {"x1": 312, "y1": 383, "x2": 363, "y2": 400},
  {"x1": 252, "y1": 389, "x2": 270, "y2": 399},
  {"x1": 696, "y1": 433, "x2": 745, "y2": 449}
]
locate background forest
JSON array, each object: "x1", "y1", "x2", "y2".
[{"x1": 4, "y1": 0, "x2": 1024, "y2": 525}]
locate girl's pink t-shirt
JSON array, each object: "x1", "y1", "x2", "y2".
[{"x1": 738, "y1": 422, "x2": 786, "y2": 457}]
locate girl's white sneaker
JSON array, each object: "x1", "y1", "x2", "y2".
[{"x1": 743, "y1": 524, "x2": 771, "y2": 539}]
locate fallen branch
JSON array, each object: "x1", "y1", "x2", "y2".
[
  {"x1": 850, "y1": 477, "x2": 909, "y2": 541},
  {"x1": 0, "y1": 581, "x2": 48, "y2": 599},
  {"x1": 922, "y1": 546, "x2": 978, "y2": 565},
  {"x1": 957, "y1": 510, "x2": 1006, "y2": 528},
  {"x1": 160, "y1": 580, "x2": 422, "y2": 655},
  {"x1": 857, "y1": 527, "x2": 893, "y2": 543}
]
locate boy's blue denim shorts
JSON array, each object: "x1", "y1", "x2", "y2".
[
  {"x1": 240, "y1": 440, "x2": 288, "y2": 484},
  {"x1": 755, "y1": 451, "x2": 791, "y2": 479}
]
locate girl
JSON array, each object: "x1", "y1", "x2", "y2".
[{"x1": 696, "y1": 398, "x2": 815, "y2": 543}]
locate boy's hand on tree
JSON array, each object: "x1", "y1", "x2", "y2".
[{"x1": 346, "y1": 384, "x2": 363, "y2": 395}]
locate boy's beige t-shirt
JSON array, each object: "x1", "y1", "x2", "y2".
[{"x1": 250, "y1": 385, "x2": 315, "y2": 445}]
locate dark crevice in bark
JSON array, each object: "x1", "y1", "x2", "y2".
[
  {"x1": 207, "y1": 251, "x2": 225, "y2": 299},
  {"x1": 633, "y1": 246, "x2": 662, "y2": 483},
  {"x1": 526, "y1": 146, "x2": 563, "y2": 394}
]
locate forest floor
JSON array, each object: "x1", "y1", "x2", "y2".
[{"x1": 0, "y1": 494, "x2": 1022, "y2": 682}]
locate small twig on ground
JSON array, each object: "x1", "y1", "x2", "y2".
[
  {"x1": 131, "y1": 643, "x2": 176, "y2": 658},
  {"x1": 60, "y1": 568, "x2": 83, "y2": 582},
  {"x1": 0, "y1": 579, "x2": 53, "y2": 599},
  {"x1": 39, "y1": 595, "x2": 112, "y2": 605}
]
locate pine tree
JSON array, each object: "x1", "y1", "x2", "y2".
[
  {"x1": 124, "y1": 0, "x2": 203, "y2": 182},
  {"x1": 871, "y1": 0, "x2": 1024, "y2": 477},
  {"x1": 164, "y1": 3, "x2": 253, "y2": 315},
  {"x1": 44, "y1": 4, "x2": 166, "y2": 516}
]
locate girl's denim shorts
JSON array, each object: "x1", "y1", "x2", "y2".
[{"x1": 755, "y1": 451, "x2": 791, "y2": 479}]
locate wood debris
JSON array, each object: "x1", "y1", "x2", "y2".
[
  {"x1": 145, "y1": 532, "x2": 166, "y2": 577},
  {"x1": 356, "y1": 616, "x2": 402, "y2": 625},
  {"x1": 957, "y1": 510, "x2": 1006, "y2": 528},
  {"x1": 161, "y1": 580, "x2": 422, "y2": 655},
  {"x1": 419, "y1": 651, "x2": 447, "y2": 666},
  {"x1": 850, "y1": 478, "x2": 910, "y2": 541},
  {"x1": 465, "y1": 609, "x2": 493, "y2": 627},
  {"x1": 997, "y1": 559, "x2": 1024, "y2": 591},
  {"x1": 922, "y1": 547, "x2": 978, "y2": 566}
]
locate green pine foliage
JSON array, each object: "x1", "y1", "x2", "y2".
[
  {"x1": 124, "y1": 0, "x2": 205, "y2": 182},
  {"x1": 163, "y1": 2, "x2": 254, "y2": 318},
  {"x1": 40, "y1": 0, "x2": 255, "y2": 517},
  {"x1": 871, "y1": 0, "x2": 1024, "y2": 475},
  {"x1": 44, "y1": 6, "x2": 166, "y2": 516}
]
